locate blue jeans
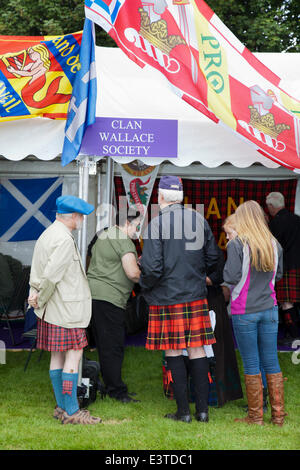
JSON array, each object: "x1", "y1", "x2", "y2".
[{"x1": 232, "y1": 306, "x2": 281, "y2": 376}]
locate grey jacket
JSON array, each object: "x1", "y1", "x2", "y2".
[{"x1": 223, "y1": 237, "x2": 283, "y2": 315}]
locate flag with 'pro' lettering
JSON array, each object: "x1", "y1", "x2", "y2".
[
  {"x1": 0, "y1": 31, "x2": 82, "y2": 121},
  {"x1": 85, "y1": 0, "x2": 300, "y2": 172}
]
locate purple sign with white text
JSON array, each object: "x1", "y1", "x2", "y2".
[{"x1": 80, "y1": 117, "x2": 178, "y2": 159}]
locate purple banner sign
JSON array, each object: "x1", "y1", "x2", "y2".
[{"x1": 80, "y1": 117, "x2": 178, "y2": 159}]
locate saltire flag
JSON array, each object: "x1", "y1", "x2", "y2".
[
  {"x1": 0, "y1": 177, "x2": 63, "y2": 242},
  {"x1": 0, "y1": 31, "x2": 83, "y2": 121},
  {"x1": 61, "y1": 19, "x2": 97, "y2": 167},
  {"x1": 85, "y1": 0, "x2": 300, "y2": 172}
]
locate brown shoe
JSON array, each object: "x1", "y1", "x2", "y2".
[
  {"x1": 266, "y1": 372, "x2": 285, "y2": 426},
  {"x1": 61, "y1": 409, "x2": 102, "y2": 425},
  {"x1": 235, "y1": 374, "x2": 264, "y2": 425},
  {"x1": 53, "y1": 406, "x2": 65, "y2": 420}
]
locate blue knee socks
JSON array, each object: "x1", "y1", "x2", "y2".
[
  {"x1": 62, "y1": 372, "x2": 79, "y2": 416},
  {"x1": 49, "y1": 369, "x2": 65, "y2": 410}
]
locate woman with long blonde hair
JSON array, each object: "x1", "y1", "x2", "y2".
[{"x1": 223, "y1": 200, "x2": 285, "y2": 426}]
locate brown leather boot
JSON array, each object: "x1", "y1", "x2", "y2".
[
  {"x1": 266, "y1": 372, "x2": 285, "y2": 426},
  {"x1": 235, "y1": 374, "x2": 264, "y2": 425}
]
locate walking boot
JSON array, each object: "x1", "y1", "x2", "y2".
[
  {"x1": 235, "y1": 374, "x2": 264, "y2": 425},
  {"x1": 263, "y1": 387, "x2": 268, "y2": 413},
  {"x1": 243, "y1": 386, "x2": 268, "y2": 414},
  {"x1": 266, "y1": 372, "x2": 285, "y2": 426}
]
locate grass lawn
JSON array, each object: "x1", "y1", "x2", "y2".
[{"x1": 0, "y1": 346, "x2": 299, "y2": 451}]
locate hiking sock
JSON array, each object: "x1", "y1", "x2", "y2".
[
  {"x1": 62, "y1": 372, "x2": 80, "y2": 416},
  {"x1": 189, "y1": 357, "x2": 209, "y2": 413},
  {"x1": 166, "y1": 355, "x2": 190, "y2": 416},
  {"x1": 49, "y1": 368, "x2": 64, "y2": 410}
]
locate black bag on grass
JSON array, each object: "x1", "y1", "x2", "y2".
[{"x1": 77, "y1": 356, "x2": 105, "y2": 408}]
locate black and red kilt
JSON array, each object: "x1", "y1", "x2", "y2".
[
  {"x1": 275, "y1": 268, "x2": 300, "y2": 304},
  {"x1": 37, "y1": 318, "x2": 88, "y2": 352},
  {"x1": 146, "y1": 298, "x2": 216, "y2": 351}
]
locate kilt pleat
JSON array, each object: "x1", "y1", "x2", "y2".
[
  {"x1": 276, "y1": 269, "x2": 300, "y2": 304},
  {"x1": 146, "y1": 298, "x2": 216, "y2": 351},
  {"x1": 37, "y1": 318, "x2": 88, "y2": 352}
]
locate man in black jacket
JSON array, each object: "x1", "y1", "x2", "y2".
[
  {"x1": 266, "y1": 192, "x2": 300, "y2": 345},
  {"x1": 139, "y1": 175, "x2": 219, "y2": 423}
]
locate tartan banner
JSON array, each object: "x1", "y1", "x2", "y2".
[
  {"x1": 85, "y1": 0, "x2": 300, "y2": 171},
  {"x1": 114, "y1": 176, "x2": 297, "y2": 251}
]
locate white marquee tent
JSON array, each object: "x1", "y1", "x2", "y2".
[{"x1": 1, "y1": 46, "x2": 300, "y2": 266}]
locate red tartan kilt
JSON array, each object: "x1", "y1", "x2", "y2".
[
  {"x1": 36, "y1": 318, "x2": 88, "y2": 352},
  {"x1": 146, "y1": 298, "x2": 216, "y2": 351},
  {"x1": 276, "y1": 269, "x2": 300, "y2": 304}
]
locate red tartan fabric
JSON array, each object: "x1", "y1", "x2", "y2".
[
  {"x1": 114, "y1": 177, "x2": 297, "y2": 252},
  {"x1": 37, "y1": 318, "x2": 88, "y2": 352},
  {"x1": 146, "y1": 298, "x2": 215, "y2": 351},
  {"x1": 275, "y1": 268, "x2": 300, "y2": 303},
  {"x1": 62, "y1": 380, "x2": 73, "y2": 396}
]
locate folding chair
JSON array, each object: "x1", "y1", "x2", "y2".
[
  {"x1": 22, "y1": 328, "x2": 43, "y2": 371},
  {"x1": 0, "y1": 266, "x2": 30, "y2": 345},
  {"x1": 22, "y1": 306, "x2": 43, "y2": 371}
]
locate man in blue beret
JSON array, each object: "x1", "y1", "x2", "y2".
[{"x1": 28, "y1": 195, "x2": 102, "y2": 425}]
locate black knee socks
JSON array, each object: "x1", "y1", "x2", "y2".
[
  {"x1": 166, "y1": 355, "x2": 190, "y2": 416},
  {"x1": 189, "y1": 357, "x2": 209, "y2": 414}
]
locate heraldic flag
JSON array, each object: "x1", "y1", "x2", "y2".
[
  {"x1": 0, "y1": 31, "x2": 83, "y2": 121},
  {"x1": 0, "y1": 177, "x2": 63, "y2": 242},
  {"x1": 61, "y1": 19, "x2": 97, "y2": 167},
  {"x1": 85, "y1": 0, "x2": 300, "y2": 172}
]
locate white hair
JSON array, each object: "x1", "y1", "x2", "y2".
[
  {"x1": 266, "y1": 192, "x2": 285, "y2": 208},
  {"x1": 159, "y1": 188, "x2": 183, "y2": 203},
  {"x1": 56, "y1": 213, "x2": 73, "y2": 219}
]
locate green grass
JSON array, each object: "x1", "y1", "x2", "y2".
[{"x1": 0, "y1": 347, "x2": 299, "y2": 450}]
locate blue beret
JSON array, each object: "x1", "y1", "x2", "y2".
[{"x1": 56, "y1": 195, "x2": 94, "y2": 215}]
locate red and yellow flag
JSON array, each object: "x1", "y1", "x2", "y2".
[
  {"x1": 0, "y1": 31, "x2": 82, "y2": 121},
  {"x1": 85, "y1": 0, "x2": 300, "y2": 171}
]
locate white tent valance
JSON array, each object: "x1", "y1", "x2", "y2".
[{"x1": 1, "y1": 47, "x2": 299, "y2": 168}]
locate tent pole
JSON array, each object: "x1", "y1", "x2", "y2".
[
  {"x1": 96, "y1": 165, "x2": 101, "y2": 232},
  {"x1": 77, "y1": 160, "x2": 84, "y2": 254},
  {"x1": 105, "y1": 156, "x2": 114, "y2": 226},
  {"x1": 77, "y1": 156, "x2": 90, "y2": 388},
  {"x1": 81, "y1": 157, "x2": 90, "y2": 271}
]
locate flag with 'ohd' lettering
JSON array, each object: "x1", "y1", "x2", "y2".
[{"x1": 0, "y1": 31, "x2": 82, "y2": 121}]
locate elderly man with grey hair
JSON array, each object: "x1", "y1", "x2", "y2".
[
  {"x1": 266, "y1": 192, "x2": 300, "y2": 345},
  {"x1": 139, "y1": 175, "x2": 219, "y2": 423}
]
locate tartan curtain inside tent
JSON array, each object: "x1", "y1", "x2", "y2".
[{"x1": 114, "y1": 176, "x2": 297, "y2": 251}]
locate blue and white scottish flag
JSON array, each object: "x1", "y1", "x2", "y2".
[
  {"x1": 61, "y1": 18, "x2": 97, "y2": 167},
  {"x1": 85, "y1": 0, "x2": 123, "y2": 26},
  {"x1": 0, "y1": 177, "x2": 63, "y2": 241}
]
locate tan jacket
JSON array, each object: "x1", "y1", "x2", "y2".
[{"x1": 29, "y1": 220, "x2": 91, "y2": 328}]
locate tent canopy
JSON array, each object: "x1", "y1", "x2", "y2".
[{"x1": 0, "y1": 47, "x2": 299, "y2": 169}]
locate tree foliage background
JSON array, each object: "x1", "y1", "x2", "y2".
[{"x1": 0, "y1": 0, "x2": 299, "y2": 52}]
